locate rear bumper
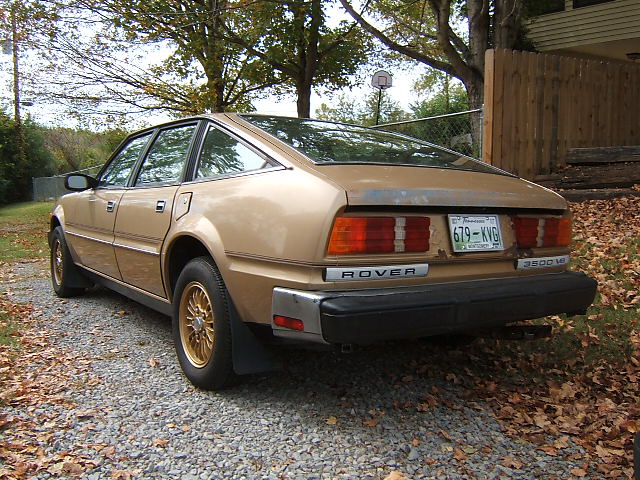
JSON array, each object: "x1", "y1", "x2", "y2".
[{"x1": 271, "y1": 271, "x2": 597, "y2": 344}]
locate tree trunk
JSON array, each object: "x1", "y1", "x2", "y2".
[
  {"x1": 493, "y1": 0, "x2": 524, "y2": 49},
  {"x1": 465, "y1": 75, "x2": 485, "y2": 156},
  {"x1": 296, "y1": 80, "x2": 312, "y2": 118},
  {"x1": 11, "y1": 3, "x2": 28, "y2": 198},
  {"x1": 293, "y1": 0, "x2": 321, "y2": 118}
]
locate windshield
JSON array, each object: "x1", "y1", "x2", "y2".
[{"x1": 241, "y1": 115, "x2": 508, "y2": 176}]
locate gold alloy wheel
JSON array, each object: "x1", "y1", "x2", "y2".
[
  {"x1": 179, "y1": 281, "x2": 215, "y2": 368},
  {"x1": 52, "y1": 238, "x2": 64, "y2": 285}
]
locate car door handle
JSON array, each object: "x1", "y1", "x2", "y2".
[
  {"x1": 155, "y1": 200, "x2": 166, "y2": 213},
  {"x1": 106, "y1": 201, "x2": 116, "y2": 212}
]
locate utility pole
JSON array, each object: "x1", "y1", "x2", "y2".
[{"x1": 11, "y1": 2, "x2": 27, "y2": 169}]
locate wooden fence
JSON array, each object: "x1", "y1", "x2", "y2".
[{"x1": 482, "y1": 49, "x2": 640, "y2": 179}]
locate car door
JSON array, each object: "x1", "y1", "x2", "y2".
[
  {"x1": 113, "y1": 123, "x2": 199, "y2": 297},
  {"x1": 63, "y1": 132, "x2": 153, "y2": 279}
]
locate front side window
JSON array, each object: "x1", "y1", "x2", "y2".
[
  {"x1": 135, "y1": 124, "x2": 197, "y2": 186},
  {"x1": 196, "y1": 125, "x2": 270, "y2": 179},
  {"x1": 99, "y1": 133, "x2": 152, "y2": 187}
]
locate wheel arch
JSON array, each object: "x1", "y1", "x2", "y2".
[
  {"x1": 165, "y1": 233, "x2": 279, "y2": 377},
  {"x1": 164, "y1": 233, "x2": 221, "y2": 303},
  {"x1": 49, "y1": 204, "x2": 65, "y2": 241}
]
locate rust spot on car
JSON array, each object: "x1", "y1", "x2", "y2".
[
  {"x1": 501, "y1": 245, "x2": 519, "y2": 256},
  {"x1": 437, "y1": 249, "x2": 449, "y2": 260}
]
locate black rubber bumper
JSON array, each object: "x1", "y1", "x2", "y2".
[{"x1": 319, "y1": 271, "x2": 597, "y2": 344}]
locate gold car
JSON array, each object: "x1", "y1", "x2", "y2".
[{"x1": 49, "y1": 114, "x2": 597, "y2": 390}]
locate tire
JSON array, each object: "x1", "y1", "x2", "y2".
[
  {"x1": 50, "y1": 226, "x2": 86, "y2": 298},
  {"x1": 172, "y1": 257, "x2": 235, "y2": 390}
]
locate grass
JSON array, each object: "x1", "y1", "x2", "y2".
[
  {"x1": 0, "y1": 201, "x2": 53, "y2": 262},
  {"x1": 0, "y1": 310, "x2": 19, "y2": 347}
]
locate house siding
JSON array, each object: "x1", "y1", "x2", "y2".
[{"x1": 527, "y1": 0, "x2": 640, "y2": 50}]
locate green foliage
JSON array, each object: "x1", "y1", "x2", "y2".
[
  {"x1": 0, "y1": 114, "x2": 56, "y2": 204},
  {"x1": 225, "y1": 0, "x2": 372, "y2": 116},
  {"x1": 411, "y1": 79, "x2": 469, "y2": 117},
  {"x1": 316, "y1": 91, "x2": 409, "y2": 126},
  {"x1": 385, "y1": 82, "x2": 476, "y2": 154},
  {"x1": 40, "y1": 126, "x2": 127, "y2": 173}
]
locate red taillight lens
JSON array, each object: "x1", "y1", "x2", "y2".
[
  {"x1": 512, "y1": 217, "x2": 571, "y2": 248},
  {"x1": 327, "y1": 216, "x2": 430, "y2": 255},
  {"x1": 512, "y1": 217, "x2": 539, "y2": 248},
  {"x1": 404, "y1": 217, "x2": 431, "y2": 252},
  {"x1": 543, "y1": 218, "x2": 571, "y2": 246},
  {"x1": 273, "y1": 315, "x2": 304, "y2": 331}
]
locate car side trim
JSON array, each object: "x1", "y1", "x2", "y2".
[
  {"x1": 113, "y1": 243, "x2": 160, "y2": 256},
  {"x1": 66, "y1": 230, "x2": 112, "y2": 246},
  {"x1": 66, "y1": 230, "x2": 159, "y2": 256},
  {"x1": 226, "y1": 251, "x2": 335, "y2": 268}
]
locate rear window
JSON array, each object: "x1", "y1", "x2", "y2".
[{"x1": 241, "y1": 115, "x2": 509, "y2": 176}]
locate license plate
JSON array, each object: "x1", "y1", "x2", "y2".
[{"x1": 448, "y1": 215, "x2": 504, "y2": 252}]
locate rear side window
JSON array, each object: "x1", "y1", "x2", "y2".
[
  {"x1": 196, "y1": 126, "x2": 270, "y2": 179},
  {"x1": 99, "y1": 133, "x2": 152, "y2": 187},
  {"x1": 135, "y1": 124, "x2": 197, "y2": 185}
]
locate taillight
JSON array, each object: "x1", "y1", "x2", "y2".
[
  {"x1": 273, "y1": 315, "x2": 304, "y2": 331},
  {"x1": 327, "y1": 216, "x2": 430, "y2": 254},
  {"x1": 512, "y1": 217, "x2": 571, "y2": 248}
]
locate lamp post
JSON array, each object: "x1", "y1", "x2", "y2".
[{"x1": 371, "y1": 70, "x2": 392, "y2": 125}]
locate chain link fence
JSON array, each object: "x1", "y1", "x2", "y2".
[
  {"x1": 373, "y1": 108, "x2": 483, "y2": 158},
  {"x1": 32, "y1": 166, "x2": 101, "y2": 201}
]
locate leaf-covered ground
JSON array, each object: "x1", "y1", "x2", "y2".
[
  {"x1": 445, "y1": 195, "x2": 640, "y2": 479},
  {"x1": 0, "y1": 293, "x2": 102, "y2": 478},
  {"x1": 1, "y1": 195, "x2": 639, "y2": 479}
]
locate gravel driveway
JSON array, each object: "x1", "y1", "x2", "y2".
[{"x1": 2, "y1": 260, "x2": 590, "y2": 479}]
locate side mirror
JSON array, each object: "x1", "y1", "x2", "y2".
[{"x1": 65, "y1": 174, "x2": 97, "y2": 191}]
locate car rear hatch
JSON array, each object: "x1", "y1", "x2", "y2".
[{"x1": 318, "y1": 164, "x2": 571, "y2": 286}]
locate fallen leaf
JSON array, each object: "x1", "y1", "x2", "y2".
[
  {"x1": 383, "y1": 472, "x2": 405, "y2": 480},
  {"x1": 152, "y1": 438, "x2": 169, "y2": 447},
  {"x1": 501, "y1": 456, "x2": 523, "y2": 469},
  {"x1": 453, "y1": 448, "x2": 467, "y2": 461}
]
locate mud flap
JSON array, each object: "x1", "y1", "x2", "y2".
[{"x1": 229, "y1": 303, "x2": 280, "y2": 375}]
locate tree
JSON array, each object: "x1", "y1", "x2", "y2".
[
  {"x1": 0, "y1": 113, "x2": 56, "y2": 204},
  {"x1": 220, "y1": 0, "x2": 371, "y2": 118},
  {"x1": 409, "y1": 81, "x2": 476, "y2": 154},
  {"x1": 43, "y1": 0, "x2": 279, "y2": 116},
  {"x1": 339, "y1": 0, "x2": 530, "y2": 135},
  {"x1": 42, "y1": 127, "x2": 127, "y2": 173},
  {"x1": 316, "y1": 91, "x2": 408, "y2": 125}
]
